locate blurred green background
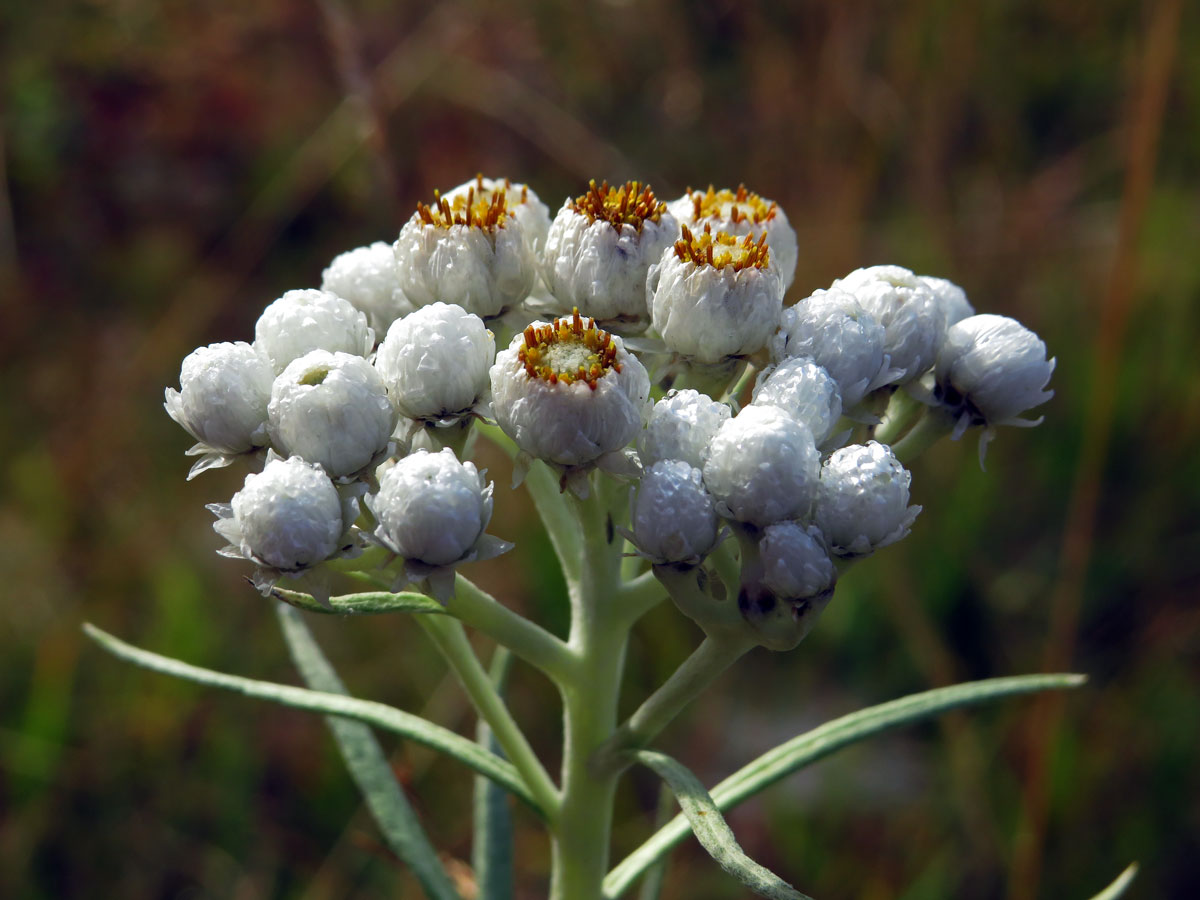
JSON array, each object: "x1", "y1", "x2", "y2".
[{"x1": 2, "y1": 0, "x2": 1197, "y2": 897}]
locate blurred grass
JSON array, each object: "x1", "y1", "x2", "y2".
[{"x1": 2, "y1": 0, "x2": 1198, "y2": 897}]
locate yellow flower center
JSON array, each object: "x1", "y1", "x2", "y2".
[
  {"x1": 673, "y1": 224, "x2": 771, "y2": 272},
  {"x1": 571, "y1": 180, "x2": 666, "y2": 233},
  {"x1": 518, "y1": 309, "x2": 622, "y2": 390},
  {"x1": 415, "y1": 186, "x2": 508, "y2": 229},
  {"x1": 687, "y1": 184, "x2": 777, "y2": 225},
  {"x1": 462, "y1": 173, "x2": 530, "y2": 209}
]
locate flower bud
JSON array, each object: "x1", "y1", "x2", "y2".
[
  {"x1": 759, "y1": 522, "x2": 836, "y2": 600},
  {"x1": 649, "y1": 225, "x2": 783, "y2": 364},
  {"x1": 542, "y1": 180, "x2": 677, "y2": 325},
  {"x1": 770, "y1": 288, "x2": 889, "y2": 407},
  {"x1": 831, "y1": 265, "x2": 946, "y2": 384},
  {"x1": 164, "y1": 341, "x2": 272, "y2": 458},
  {"x1": 638, "y1": 389, "x2": 731, "y2": 470},
  {"x1": 751, "y1": 358, "x2": 843, "y2": 444},
  {"x1": 934, "y1": 314, "x2": 1055, "y2": 429},
  {"x1": 255, "y1": 289, "x2": 374, "y2": 374},
  {"x1": 633, "y1": 460, "x2": 719, "y2": 564},
  {"x1": 920, "y1": 275, "x2": 974, "y2": 327},
  {"x1": 268, "y1": 350, "x2": 396, "y2": 478},
  {"x1": 815, "y1": 441, "x2": 921, "y2": 556},
  {"x1": 321, "y1": 241, "x2": 415, "y2": 335},
  {"x1": 375, "y1": 303, "x2": 495, "y2": 423},
  {"x1": 445, "y1": 175, "x2": 551, "y2": 259},
  {"x1": 703, "y1": 405, "x2": 820, "y2": 526}
]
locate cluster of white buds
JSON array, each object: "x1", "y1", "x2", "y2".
[{"x1": 166, "y1": 173, "x2": 1053, "y2": 647}]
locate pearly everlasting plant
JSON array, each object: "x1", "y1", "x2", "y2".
[{"x1": 88, "y1": 173, "x2": 1120, "y2": 900}]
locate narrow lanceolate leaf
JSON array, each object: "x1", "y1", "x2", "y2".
[
  {"x1": 272, "y1": 586, "x2": 447, "y2": 616},
  {"x1": 632, "y1": 750, "x2": 811, "y2": 900},
  {"x1": 604, "y1": 673, "x2": 1085, "y2": 898},
  {"x1": 473, "y1": 648, "x2": 515, "y2": 900},
  {"x1": 1087, "y1": 863, "x2": 1138, "y2": 900},
  {"x1": 82, "y1": 623, "x2": 545, "y2": 816},
  {"x1": 276, "y1": 606, "x2": 460, "y2": 900}
]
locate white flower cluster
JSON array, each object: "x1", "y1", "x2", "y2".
[{"x1": 167, "y1": 173, "x2": 1053, "y2": 642}]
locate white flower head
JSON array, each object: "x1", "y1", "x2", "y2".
[
  {"x1": 751, "y1": 358, "x2": 843, "y2": 444},
  {"x1": 444, "y1": 175, "x2": 552, "y2": 259},
  {"x1": 639, "y1": 389, "x2": 731, "y2": 470},
  {"x1": 210, "y1": 454, "x2": 362, "y2": 595},
  {"x1": 164, "y1": 341, "x2": 273, "y2": 478},
  {"x1": 542, "y1": 180, "x2": 678, "y2": 326},
  {"x1": 832, "y1": 265, "x2": 946, "y2": 385},
  {"x1": 490, "y1": 311, "x2": 650, "y2": 475},
  {"x1": 668, "y1": 184, "x2": 798, "y2": 289},
  {"x1": 268, "y1": 350, "x2": 397, "y2": 479},
  {"x1": 321, "y1": 241, "x2": 415, "y2": 335},
  {"x1": 770, "y1": 288, "x2": 891, "y2": 407},
  {"x1": 632, "y1": 460, "x2": 719, "y2": 565},
  {"x1": 394, "y1": 187, "x2": 536, "y2": 319},
  {"x1": 759, "y1": 521, "x2": 836, "y2": 601},
  {"x1": 702, "y1": 405, "x2": 820, "y2": 526},
  {"x1": 920, "y1": 275, "x2": 975, "y2": 327},
  {"x1": 367, "y1": 448, "x2": 510, "y2": 600},
  {"x1": 649, "y1": 225, "x2": 784, "y2": 364},
  {"x1": 816, "y1": 441, "x2": 921, "y2": 557},
  {"x1": 934, "y1": 313, "x2": 1055, "y2": 444},
  {"x1": 375, "y1": 303, "x2": 495, "y2": 424},
  {"x1": 255, "y1": 289, "x2": 374, "y2": 375}
]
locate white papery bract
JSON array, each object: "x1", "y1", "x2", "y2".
[
  {"x1": 164, "y1": 342, "x2": 272, "y2": 477},
  {"x1": 638, "y1": 389, "x2": 731, "y2": 470},
  {"x1": 542, "y1": 182, "x2": 678, "y2": 325},
  {"x1": 668, "y1": 185, "x2": 799, "y2": 289},
  {"x1": 321, "y1": 241, "x2": 415, "y2": 335},
  {"x1": 771, "y1": 288, "x2": 891, "y2": 408},
  {"x1": 213, "y1": 455, "x2": 348, "y2": 572},
  {"x1": 649, "y1": 228, "x2": 783, "y2": 364},
  {"x1": 490, "y1": 315, "x2": 650, "y2": 468},
  {"x1": 921, "y1": 275, "x2": 975, "y2": 327},
  {"x1": 632, "y1": 460, "x2": 719, "y2": 565},
  {"x1": 703, "y1": 405, "x2": 820, "y2": 527},
  {"x1": 255, "y1": 289, "x2": 374, "y2": 375},
  {"x1": 751, "y1": 358, "x2": 843, "y2": 445},
  {"x1": 760, "y1": 521, "x2": 836, "y2": 601},
  {"x1": 832, "y1": 265, "x2": 946, "y2": 385},
  {"x1": 268, "y1": 350, "x2": 396, "y2": 479},
  {"x1": 445, "y1": 176, "x2": 552, "y2": 259},
  {"x1": 375, "y1": 303, "x2": 495, "y2": 423},
  {"x1": 935, "y1": 314, "x2": 1055, "y2": 431},
  {"x1": 394, "y1": 193, "x2": 536, "y2": 319},
  {"x1": 816, "y1": 441, "x2": 921, "y2": 557}
]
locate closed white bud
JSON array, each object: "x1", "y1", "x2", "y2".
[
  {"x1": 633, "y1": 460, "x2": 719, "y2": 564},
  {"x1": 751, "y1": 358, "x2": 843, "y2": 444},
  {"x1": 375, "y1": 303, "x2": 495, "y2": 423},
  {"x1": 165, "y1": 341, "x2": 272, "y2": 455},
  {"x1": 760, "y1": 521, "x2": 836, "y2": 600},
  {"x1": 321, "y1": 241, "x2": 415, "y2": 335},
  {"x1": 639, "y1": 389, "x2": 731, "y2": 470},
  {"x1": 935, "y1": 314, "x2": 1055, "y2": 429},
  {"x1": 920, "y1": 275, "x2": 974, "y2": 327},
  {"x1": 816, "y1": 441, "x2": 921, "y2": 556},
  {"x1": 370, "y1": 449, "x2": 493, "y2": 567},
  {"x1": 649, "y1": 226, "x2": 783, "y2": 364},
  {"x1": 395, "y1": 189, "x2": 535, "y2": 319},
  {"x1": 216, "y1": 456, "x2": 346, "y2": 570},
  {"x1": 832, "y1": 265, "x2": 946, "y2": 384},
  {"x1": 268, "y1": 350, "x2": 396, "y2": 478},
  {"x1": 703, "y1": 405, "x2": 820, "y2": 526},
  {"x1": 255, "y1": 289, "x2": 374, "y2": 374},
  {"x1": 770, "y1": 289, "x2": 890, "y2": 407},
  {"x1": 542, "y1": 181, "x2": 677, "y2": 325}
]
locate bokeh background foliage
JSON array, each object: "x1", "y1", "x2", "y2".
[{"x1": 2, "y1": 0, "x2": 1198, "y2": 897}]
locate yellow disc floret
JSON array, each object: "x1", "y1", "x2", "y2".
[
  {"x1": 462, "y1": 173, "x2": 530, "y2": 208},
  {"x1": 518, "y1": 309, "x2": 622, "y2": 390},
  {"x1": 415, "y1": 187, "x2": 508, "y2": 229},
  {"x1": 674, "y1": 224, "x2": 771, "y2": 272},
  {"x1": 687, "y1": 184, "x2": 778, "y2": 225},
  {"x1": 571, "y1": 180, "x2": 666, "y2": 233}
]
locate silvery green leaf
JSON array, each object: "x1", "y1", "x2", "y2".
[
  {"x1": 1087, "y1": 863, "x2": 1138, "y2": 900},
  {"x1": 271, "y1": 586, "x2": 448, "y2": 616}
]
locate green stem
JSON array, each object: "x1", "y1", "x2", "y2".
[
  {"x1": 416, "y1": 614, "x2": 561, "y2": 820},
  {"x1": 872, "y1": 388, "x2": 924, "y2": 445},
  {"x1": 722, "y1": 359, "x2": 757, "y2": 408},
  {"x1": 615, "y1": 569, "x2": 665, "y2": 623},
  {"x1": 890, "y1": 404, "x2": 957, "y2": 462}
]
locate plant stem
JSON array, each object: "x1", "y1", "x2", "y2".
[
  {"x1": 416, "y1": 614, "x2": 561, "y2": 820},
  {"x1": 890, "y1": 404, "x2": 957, "y2": 462},
  {"x1": 872, "y1": 388, "x2": 924, "y2": 445}
]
